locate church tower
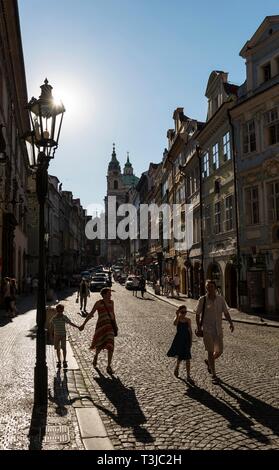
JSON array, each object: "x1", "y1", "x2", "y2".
[
  {"x1": 107, "y1": 143, "x2": 122, "y2": 192},
  {"x1": 105, "y1": 144, "x2": 139, "y2": 264}
]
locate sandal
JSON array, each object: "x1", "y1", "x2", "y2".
[
  {"x1": 57, "y1": 361, "x2": 61, "y2": 368},
  {"x1": 63, "y1": 361, "x2": 68, "y2": 369},
  {"x1": 212, "y1": 375, "x2": 219, "y2": 384}
]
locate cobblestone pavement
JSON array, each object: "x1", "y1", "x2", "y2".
[
  {"x1": 0, "y1": 296, "x2": 83, "y2": 450},
  {"x1": 66, "y1": 284, "x2": 279, "y2": 450}
]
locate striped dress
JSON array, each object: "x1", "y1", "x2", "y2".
[{"x1": 90, "y1": 300, "x2": 115, "y2": 352}]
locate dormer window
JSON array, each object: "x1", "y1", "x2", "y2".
[{"x1": 261, "y1": 62, "x2": 271, "y2": 83}]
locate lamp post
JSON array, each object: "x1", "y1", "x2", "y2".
[{"x1": 24, "y1": 79, "x2": 65, "y2": 405}]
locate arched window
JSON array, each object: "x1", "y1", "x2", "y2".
[{"x1": 114, "y1": 180, "x2": 118, "y2": 189}]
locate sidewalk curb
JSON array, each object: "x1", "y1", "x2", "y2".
[
  {"x1": 66, "y1": 341, "x2": 114, "y2": 451},
  {"x1": 146, "y1": 289, "x2": 279, "y2": 328}
]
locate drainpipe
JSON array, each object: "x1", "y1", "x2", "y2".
[{"x1": 228, "y1": 109, "x2": 241, "y2": 309}]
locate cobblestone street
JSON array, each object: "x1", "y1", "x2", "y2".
[
  {"x1": 0, "y1": 297, "x2": 83, "y2": 450},
  {"x1": 0, "y1": 286, "x2": 278, "y2": 451},
  {"x1": 66, "y1": 284, "x2": 279, "y2": 450}
]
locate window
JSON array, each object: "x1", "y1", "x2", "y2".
[
  {"x1": 264, "y1": 108, "x2": 278, "y2": 125},
  {"x1": 270, "y1": 123, "x2": 279, "y2": 145},
  {"x1": 113, "y1": 180, "x2": 118, "y2": 189},
  {"x1": 243, "y1": 120, "x2": 256, "y2": 154},
  {"x1": 202, "y1": 152, "x2": 209, "y2": 178},
  {"x1": 245, "y1": 186, "x2": 260, "y2": 225},
  {"x1": 223, "y1": 132, "x2": 231, "y2": 160},
  {"x1": 180, "y1": 185, "x2": 185, "y2": 202},
  {"x1": 264, "y1": 108, "x2": 279, "y2": 146},
  {"x1": 214, "y1": 202, "x2": 221, "y2": 234},
  {"x1": 262, "y1": 62, "x2": 271, "y2": 82},
  {"x1": 162, "y1": 179, "x2": 168, "y2": 197},
  {"x1": 212, "y1": 143, "x2": 219, "y2": 170},
  {"x1": 225, "y1": 195, "x2": 233, "y2": 231},
  {"x1": 267, "y1": 180, "x2": 279, "y2": 222}
]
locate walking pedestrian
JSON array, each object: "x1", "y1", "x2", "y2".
[
  {"x1": 195, "y1": 279, "x2": 234, "y2": 384},
  {"x1": 133, "y1": 276, "x2": 140, "y2": 297},
  {"x1": 3, "y1": 277, "x2": 12, "y2": 319},
  {"x1": 50, "y1": 304, "x2": 80, "y2": 369},
  {"x1": 167, "y1": 305, "x2": 193, "y2": 382},
  {"x1": 26, "y1": 274, "x2": 32, "y2": 294},
  {"x1": 10, "y1": 278, "x2": 18, "y2": 317},
  {"x1": 77, "y1": 278, "x2": 90, "y2": 315},
  {"x1": 139, "y1": 276, "x2": 146, "y2": 298},
  {"x1": 79, "y1": 287, "x2": 118, "y2": 374}
]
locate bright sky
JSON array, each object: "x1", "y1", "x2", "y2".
[{"x1": 18, "y1": 0, "x2": 279, "y2": 215}]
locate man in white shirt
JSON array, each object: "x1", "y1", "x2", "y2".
[{"x1": 195, "y1": 279, "x2": 234, "y2": 383}]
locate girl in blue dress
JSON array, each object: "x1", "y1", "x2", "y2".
[{"x1": 167, "y1": 305, "x2": 193, "y2": 382}]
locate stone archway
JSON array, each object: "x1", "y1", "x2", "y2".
[{"x1": 225, "y1": 263, "x2": 237, "y2": 308}]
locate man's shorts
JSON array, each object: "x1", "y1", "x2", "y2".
[
  {"x1": 54, "y1": 334, "x2": 66, "y2": 350},
  {"x1": 203, "y1": 331, "x2": 223, "y2": 355}
]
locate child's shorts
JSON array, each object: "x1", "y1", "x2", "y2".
[{"x1": 54, "y1": 334, "x2": 66, "y2": 350}]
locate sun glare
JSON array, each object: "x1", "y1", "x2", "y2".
[{"x1": 52, "y1": 81, "x2": 92, "y2": 120}]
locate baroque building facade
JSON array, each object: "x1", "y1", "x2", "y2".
[
  {"x1": 231, "y1": 15, "x2": 279, "y2": 313},
  {"x1": 0, "y1": 0, "x2": 30, "y2": 292}
]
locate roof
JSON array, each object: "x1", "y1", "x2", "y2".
[
  {"x1": 122, "y1": 174, "x2": 139, "y2": 188},
  {"x1": 224, "y1": 82, "x2": 239, "y2": 96}
]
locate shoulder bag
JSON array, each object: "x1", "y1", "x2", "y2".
[{"x1": 195, "y1": 296, "x2": 206, "y2": 337}]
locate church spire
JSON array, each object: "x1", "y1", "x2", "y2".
[
  {"x1": 108, "y1": 142, "x2": 121, "y2": 172},
  {"x1": 124, "y1": 151, "x2": 133, "y2": 175}
]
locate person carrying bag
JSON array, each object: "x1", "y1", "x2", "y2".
[{"x1": 195, "y1": 295, "x2": 206, "y2": 337}]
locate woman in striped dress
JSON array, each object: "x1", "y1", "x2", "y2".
[{"x1": 79, "y1": 287, "x2": 117, "y2": 374}]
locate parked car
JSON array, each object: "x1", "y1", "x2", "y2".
[
  {"x1": 125, "y1": 275, "x2": 139, "y2": 290},
  {"x1": 90, "y1": 274, "x2": 108, "y2": 291},
  {"x1": 118, "y1": 273, "x2": 127, "y2": 284}
]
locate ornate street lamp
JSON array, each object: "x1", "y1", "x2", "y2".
[{"x1": 24, "y1": 79, "x2": 65, "y2": 405}]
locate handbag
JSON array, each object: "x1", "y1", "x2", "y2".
[
  {"x1": 195, "y1": 296, "x2": 206, "y2": 337},
  {"x1": 103, "y1": 301, "x2": 118, "y2": 337}
]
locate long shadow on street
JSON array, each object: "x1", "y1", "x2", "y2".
[
  {"x1": 48, "y1": 370, "x2": 94, "y2": 416},
  {"x1": 94, "y1": 368, "x2": 154, "y2": 444},
  {"x1": 218, "y1": 380, "x2": 279, "y2": 437},
  {"x1": 185, "y1": 381, "x2": 270, "y2": 445},
  {"x1": 28, "y1": 404, "x2": 47, "y2": 450}
]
